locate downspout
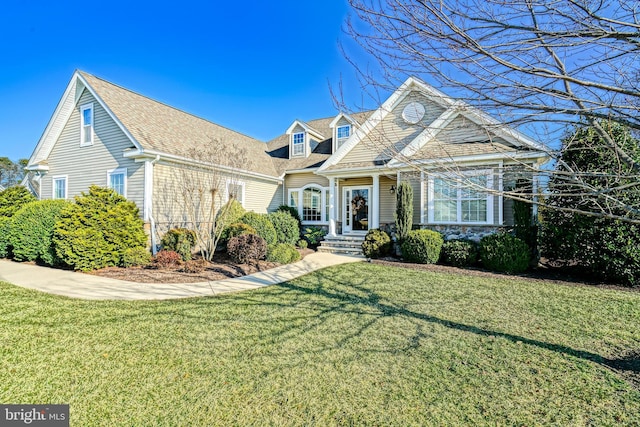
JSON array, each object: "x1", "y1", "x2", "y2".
[{"x1": 149, "y1": 155, "x2": 160, "y2": 255}]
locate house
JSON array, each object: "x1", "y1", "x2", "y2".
[{"x1": 25, "y1": 71, "x2": 548, "y2": 253}]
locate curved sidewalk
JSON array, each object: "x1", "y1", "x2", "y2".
[{"x1": 0, "y1": 253, "x2": 364, "y2": 301}]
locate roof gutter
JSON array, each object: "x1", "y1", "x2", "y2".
[{"x1": 123, "y1": 149, "x2": 283, "y2": 183}]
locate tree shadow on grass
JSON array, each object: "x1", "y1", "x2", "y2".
[{"x1": 259, "y1": 268, "x2": 640, "y2": 390}]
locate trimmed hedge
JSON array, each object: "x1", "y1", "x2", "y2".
[
  {"x1": 9, "y1": 200, "x2": 70, "y2": 266},
  {"x1": 362, "y1": 229, "x2": 392, "y2": 259},
  {"x1": 0, "y1": 217, "x2": 12, "y2": 258},
  {"x1": 266, "y1": 243, "x2": 301, "y2": 264},
  {"x1": 268, "y1": 210, "x2": 300, "y2": 245},
  {"x1": 53, "y1": 186, "x2": 148, "y2": 271},
  {"x1": 401, "y1": 229, "x2": 444, "y2": 264},
  {"x1": 161, "y1": 228, "x2": 197, "y2": 261},
  {"x1": 0, "y1": 186, "x2": 35, "y2": 218},
  {"x1": 479, "y1": 233, "x2": 530, "y2": 273},
  {"x1": 227, "y1": 234, "x2": 267, "y2": 264},
  {"x1": 440, "y1": 239, "x2": 478, "y2": 267},
  {"x1": 238, "y1": 212, "x2": 277, "y2": 246}
]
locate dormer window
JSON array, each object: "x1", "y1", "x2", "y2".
[
  {"x1": 336, "y1": 125, "x2": 351, "y2": 149},
  {"x1": 80, "y1": 103, "x2": 94, "y2": 146},
  {"x1": 292, "y1": 132, "x2": 305, "y2": 156}
]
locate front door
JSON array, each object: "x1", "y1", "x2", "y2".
[{"x1": 343, "y1": 186, "x2": 371, "y2": 233}]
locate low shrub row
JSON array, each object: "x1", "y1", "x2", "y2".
[{"x1": 361, "y1": 228, "x2": 530, "y2": 274}]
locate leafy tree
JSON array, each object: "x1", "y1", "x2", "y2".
[
  {"x1": 541, "y1": 122, "x2": 640, "y2": 286},
  {"x1": 0, "y1": 157, "x2": 28, "y2": 188}
]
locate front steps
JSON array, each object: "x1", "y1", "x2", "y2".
[{"x1": 317, "y1": 234, "x2": 366, "y2": 257}]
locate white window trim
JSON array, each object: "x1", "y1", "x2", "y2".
[
  {"x1": 80, "y1": 103, "x2": 94, "y2": 147},
  {"x1": 226, "y1": 179, "x2": 246, "y2": 207},
  {"x1": 288, "y1": 184, "x2": 329, "y2": 225},
  {"x1": 427, "y1": 169, "x2": 494, "y2": 225},
  {"x1": 291, "y1": 132, "x2": 306, "y2": 157},
  {"x1": 52, "y1": 175, "x2": 68, "y2": 200},
  {"x1": 107, "y1": 167, "x2": 127, "y2": 197},
  {"x1": 335, "y1": 125, "x2": 351, "y2": 151}
]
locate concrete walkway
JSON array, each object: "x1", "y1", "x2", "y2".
[{"x1": 0, "y1": 253, "x2": 364, "y2": 301}]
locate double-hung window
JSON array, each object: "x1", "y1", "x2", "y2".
[
  {"x1": 53, "y1": 176, "x2": 67, "y2": 200},
  {"x1": 336, "y1": 125, "x2": 351, "y2": 149},
  {"x1": 80, "y1": 103, "x2": 94, "y2": 146},
  {"x1": 292, "y1": 132, "x2": 305, "y2": 156},
  {"x1": 428, "y1": 171, "x2": 493, "y2": 224},
  {"x1": 226, "y1": 179, "x2": 245, "y2": 206},
  {"x1": 107, "y1": 168, "x2": 127, "y2": 197}
]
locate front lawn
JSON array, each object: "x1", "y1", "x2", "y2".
[{"x1": 1, "y1": 263, "x2": 639, "y2": 425}]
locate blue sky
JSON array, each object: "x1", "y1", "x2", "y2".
[{"x1": 0, "y1": 0, "x2": 373, "y2": 162}]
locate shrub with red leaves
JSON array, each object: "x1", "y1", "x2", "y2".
[
  {"x1": 154, "y1": 250, "x2": 182, "y2": 269},
  {"x1": 227, "y1": 234, "x2": 267, "y2": 264}
]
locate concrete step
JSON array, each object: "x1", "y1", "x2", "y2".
[{"x1": 318, "y1": 235, "x2": 366, "y2": 256}]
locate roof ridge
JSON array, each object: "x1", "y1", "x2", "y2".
[{"x1": 78, "y1": 70, "x2": 265, "y2": 144}]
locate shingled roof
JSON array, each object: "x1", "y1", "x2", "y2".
[
  {"x1": 267, "y1": 111, "x2": 372, "y2": 175},
  {"x1": 79, "y1": 71, "x2": 280, "y2": 177}
]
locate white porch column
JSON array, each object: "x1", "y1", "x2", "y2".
[
  {"x1": 371, "y1": 173, "x2": 380, "y2": 229},
  {"x1": 328, "y1": 176, "x2": 336, "y2": 236}
]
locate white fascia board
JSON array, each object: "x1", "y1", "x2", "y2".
[
  {"x1": 285, "y1": 120, "x2": 325, "y2": 140},
  {"x1": 318, "y1": 76, "x2": 457, "y2": 173},
  {"x1": 124, "y1": 149, "x2": 283, "y2": 183},
  {"x1": 284, "y1": 167, "x2": 321, "y2": 174},
  {"x1": 28, "y1": 71, "x2": 81, "y2": 166},
  {"x1": 25, "y1": 164, "x2": 50, "y2": 172},
  {"x1": 388, "y1": 106, "x2": 462, "y2": 166},
  {"x1": 329, "y1": 112, "x2": 357, "y2": 128},
  {"x1": 76, "y1": 73, "x2": 144, "y2": 152},
  {"x1": 388, "y1": 150, "x2": 549, "y2": 169}
]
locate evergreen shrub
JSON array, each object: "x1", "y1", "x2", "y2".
[
  {"x1": 227, "y1": 234, "x2": 267, "y2": 264},
  {"x1": 440, "y1": 239, "x2": 478, "y2": 267},
  {"x1": 268, "y1": 210, "x2": 300, "y2": 245},
  {"x1": 400, "y1": 229, "x2": 444, "y2": 264},
  {"x1": 238, "y1": 212, "x2": 277, "y2": 246},
  {"x1": 161, "y1": 228, "x2": 197, "y2": 261},
  {"x1": 266, "y1": 243, "x2": 301, "y2": 264},
  {"x1": 479, "y1": 233, "x2": 530, "y2": 273},
  {"x1": 362, "y1": 229, "x2": 392, "y2": 259}
]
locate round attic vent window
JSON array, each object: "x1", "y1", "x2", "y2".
[{"x1": 402, "y1": 102, "x2": 426, "y2": 124}]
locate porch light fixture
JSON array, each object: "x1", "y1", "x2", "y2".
[{"x1": 389, "y1": 185, "x2": 396, "y2": 194}]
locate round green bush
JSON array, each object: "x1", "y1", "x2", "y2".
[
  {"x1": 266, "y1": 243, "x2": 301, "y2": 264},
  {"x1": 0, "y1": 216, "x2": 13, "y2": 258},
  {"x1": 440, "y1": 239, "x2": 478, "y2": 267},
  {"x1": 53, "y1": 186, "x2": 147, "y2": 271},
  {"x1": 362, "y1": 229, "x2": 392, "y2": 259},
  {"x1": 224, "y1": 222, "x2": 257, "y2": 242},
  {"x1": 122, "y1": 247, "x2": 152, "y2": 267},
  {"x1": 268, "y1": 210, "x2": 300, "y2": 245},
  {"x1": 161, "y1": 228, "x2": 196, "y2": 261},
  {"x1": 9, "y1": 200, "x2": 70, "y2": 266},
  {"x1": 0, "y1": 186, "x2": 35, "y2": 218},
  {"x1": 216, "y1": 199, "x2": 246, "y2": 231},
  {"x1": 239, "y1": 212, "x2": 277, "y2": 246},
  {"x1": 400, "y1": 229, "x2": 444, "y2": 264},
  {"x1": 276, "y1": 204, "x2": 301, "y2": 227},
  {"x1": 227, "y1": 234, "x2": 267, "y2": 264},
  {"x1": 479, "y1": 233, "x2": 530, "y2": 273},
  {"x1": 297, "y1": 239, "x2": 308, "y2": 249}
]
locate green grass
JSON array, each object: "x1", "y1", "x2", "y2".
[{"x1": 1, "y1": 263, "x2": 639, "y2": 426}]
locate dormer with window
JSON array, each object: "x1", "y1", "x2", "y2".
[
  {"x1": 329, "y1": 113, "x2": 357, "y2": 152},
  {"x1": 286, "y1": 120, "x2": 324, "y2": 159}
]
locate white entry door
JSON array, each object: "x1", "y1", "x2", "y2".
[{"x1": 343, "y1": 186, "x2": 371, "y2": 233}]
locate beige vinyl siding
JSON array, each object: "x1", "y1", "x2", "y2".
[
  {"x1": 243, "y1": 178, "x2": 280, "y2": 214},
  {"x1": 153, "y1": 162, "x2": 281, "y2": 232},
  {"x1": 340, "y1": 91, "x2": 445, "y2": 165},
  {"x1": 285, "y1": 173, "x2": 329, "y2": 193},
  {"x1": 379, "y1": 176, "x2": 397, "y2": 224},
  {"x1": 40, "y1": 89, "x2": 144, "y2": 211}
]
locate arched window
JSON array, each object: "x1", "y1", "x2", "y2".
[{"x1": 288, "y1": 184, "x2": 329, "y2": 224}]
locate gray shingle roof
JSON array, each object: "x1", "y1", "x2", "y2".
[
  {"x1": 80, "y1": 71, "x2": 279, "y2": 177},
  {"x1": 267, "y1": 111, "x2": 372, "y2": 175}
]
